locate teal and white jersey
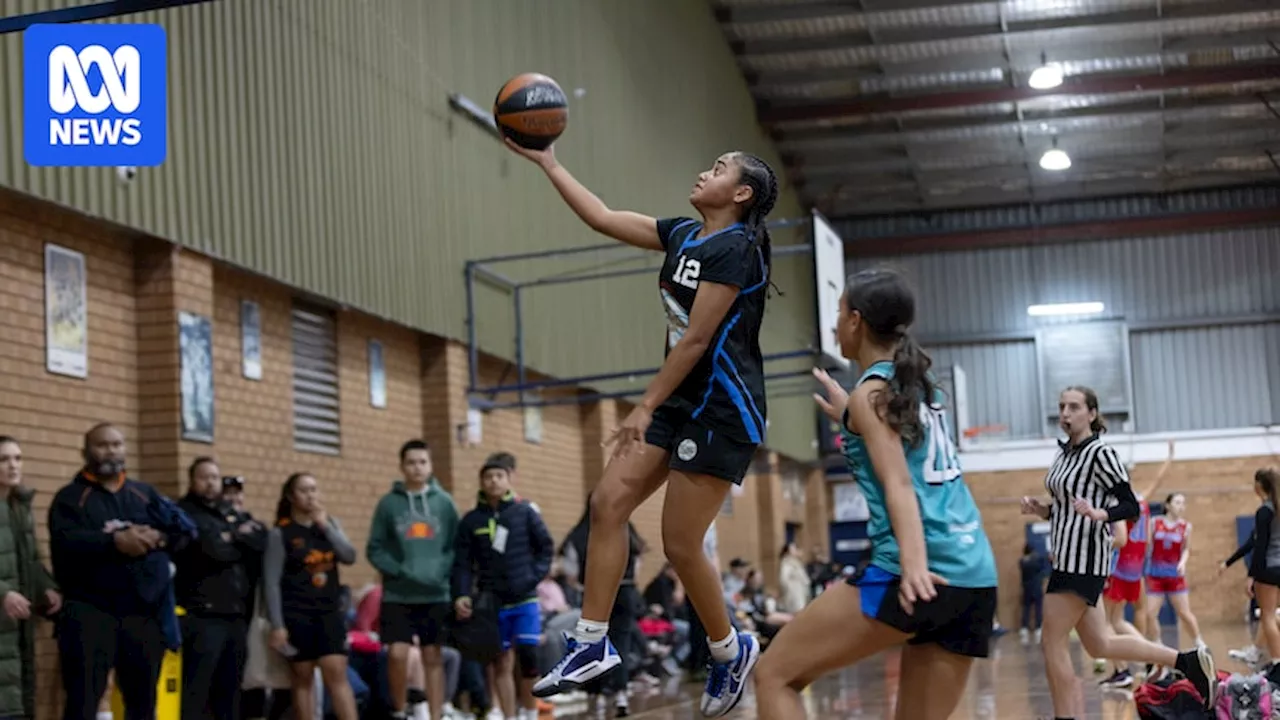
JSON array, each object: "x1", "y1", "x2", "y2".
[{"x1": 839, "y1": 361, "x2": 998, "y2": 588}]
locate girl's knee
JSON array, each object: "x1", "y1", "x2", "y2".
[
  {"x1": 755, "y1": 655, "x2": 802, "y2": 692},
  {"x1": 661, "y1": 530, "x2": 703, "y2": 569}
]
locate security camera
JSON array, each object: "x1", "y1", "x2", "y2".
[{"x1": 116, "y1": 166, "x2": 138, "y2": 183}]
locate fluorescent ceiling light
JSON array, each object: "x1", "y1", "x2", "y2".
[
  {"x1": 1039, "y1": 148, "x2": 1071, "y2": 171},
  {"x1": 1027, "y1": 302, "x2": 1105, "y2": 317},
  {"x1": 1028, "y1": 64, "x2": 1064, "y2": 90}
]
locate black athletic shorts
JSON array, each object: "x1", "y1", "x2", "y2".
[
  {"x1": 850, "y1": 565, "x2": 997, "y2": 658},
  {"x1": 1046, "y1": 570, "x2": 1108, "y2": 607},
  {"x1": 283, "y1": 610, "x2": 348, "y2": 662},
  {"x1": 381, "y1": 601, "x2": 452, "y2": 646},
  {"x1": 1252, "y1": 568, "x2": 1280, "y2": 587},
  {"x1": 645, "y1": 403, "x2": 757, "y2": 485}
]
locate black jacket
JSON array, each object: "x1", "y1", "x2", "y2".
[
  {"x1": 175, "y1": 495, "x2": 267, "y2": 617},
  {"x1": 48, "y1": 473, "x2": 195, "y2": 616},
  {"x1": 452, "y1": 491, "x2": 553, "y2": 606}
]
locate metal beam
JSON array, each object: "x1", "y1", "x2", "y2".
[
  {"x1": 757, "y1": 62, "x2": 1280, "y2": 124},
  {"x1": 476, "y1": 368, "x2": 818, "y2": 410},
  {"x1": 472, "y1": 349, "x2": 815, "y2": 396},
  {"x1": 916, "y1": 312, "x2": 1280, "y2": 347},
  {"x1": 0, "y1": 0, "x2": 217, "y2": 34},
  {"x1": 731, "y1": 3, "x2": 1270, "y2": 58},
  {"x1": 846, "y1": 204, "x2": 1280, "y2": 257}
]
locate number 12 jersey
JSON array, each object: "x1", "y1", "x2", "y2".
[{"x1": 655, "y1": 217, "x2": 768, "y2": 446}]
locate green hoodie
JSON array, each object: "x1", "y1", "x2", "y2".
[{"x1": 366, "y1": 478, "x2": 459, "y2": 604}]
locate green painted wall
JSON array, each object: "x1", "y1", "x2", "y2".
[{"x1": 0, "y1": 0, "x2": 817, "y2": 460}]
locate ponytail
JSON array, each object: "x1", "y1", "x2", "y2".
[
  {"x1": 734, "y1": 153, "x2": 782, "y2": 297},
  {"x1": 880, "y1": 328, "x2": 936, "y2": 447},
  {"x1": 744, "y1": 207, "x2": 776, "y2": 289},
  {"x1": 1258, "y1": 467, "x2": 1280, "y2": 510},
  {"x1": 275, "y1": 496, "x2": 292, "y2": 524}
]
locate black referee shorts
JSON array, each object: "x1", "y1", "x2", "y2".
[
  {"x1": 645, "y1": 404, "x2": 756, "y2": 485},
  {"x1": 1046, "y1": 570, "x2": 1108, "y2": 607}
]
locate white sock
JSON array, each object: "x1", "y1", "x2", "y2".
[
  {"x1": 708, "y1": 632, "x2": 740, "y2": 664},
  {"x1": 411, "y1": 703, "x2": 429, "y2": 720},
  {"x1": 97, "y1": 713, "x2": 114, "y2": 720},
  {"x1": 572, "y1": 618, "x2": 609, "y2": 644}
]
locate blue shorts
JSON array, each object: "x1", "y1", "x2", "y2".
[
  {"x1": 852, "y1": 565, "x2": 997, "y2": 659},
  {"x1": 498, "y1": 600, "x2": 542, "y2": 650}
]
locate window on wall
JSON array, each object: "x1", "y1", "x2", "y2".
[{"x1": 291, "y1": 303, "x2": 340, "y2": 455}]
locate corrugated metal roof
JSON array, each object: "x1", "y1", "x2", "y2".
[{"x1": 713, "y1": 0, "x2": 1280, "y2": 214}]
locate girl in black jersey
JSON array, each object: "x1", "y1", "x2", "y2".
[
  {"x1": 263, "y1": 473, "x2": 360, "y2": 720},
  {"x1": 506, "y1": 139, "x2": 776, "y2": 717}
]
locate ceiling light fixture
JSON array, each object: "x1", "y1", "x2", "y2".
[
  {"x1": 1027, "y1": 301, "x2": 1105, "y2": 317},
  {"x1": 1039, "y1": 148, "x2": 1071, "y2": 171},
  {"x1": 1028, "y1": 64, "x2": 1064, "y2": 90}
]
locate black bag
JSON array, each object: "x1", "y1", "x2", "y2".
[{"x1": 450, "y1": 591, "x2": 503, "y2": 665}]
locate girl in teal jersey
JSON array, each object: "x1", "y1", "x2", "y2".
[{"x1": 755, "y1": 268, "x2": 998, "y2": 720}]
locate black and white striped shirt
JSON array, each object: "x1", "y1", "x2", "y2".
[{"x1": 1044, "y1": 435, "x2": 1139, "y2": 576}]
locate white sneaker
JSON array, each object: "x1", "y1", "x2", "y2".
[
  {"x1": 1034, "y1": 628, "x2": 1042, "y2": 644},
  {"x1": 1229, "y1": 644, "x2": 1264, "y2": 667},
  {"x1": 1019, "y1": 628, "x2": 1029, "y2": 645},
  {"x1": 700, "y1": 632, "x2": 760, "y2": 717}
]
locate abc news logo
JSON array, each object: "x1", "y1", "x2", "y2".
[
  {"x1": 47, "y1": 44, "x2": 143, "y2": 147},
  {"x1": 23, "y1": 24, "x2": 167, "y2": 167}
]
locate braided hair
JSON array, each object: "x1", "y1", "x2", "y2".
[{"x1": 733, "y1": 153, "x2": 782, "y2": 296}]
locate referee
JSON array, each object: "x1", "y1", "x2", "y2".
[{"x1": 1021, "y1": 386, "x2": 1216, "y2": 719}]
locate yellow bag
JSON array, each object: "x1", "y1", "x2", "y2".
[{"x1": 111, "y1": 608, "x2": 183, "y2": 720}]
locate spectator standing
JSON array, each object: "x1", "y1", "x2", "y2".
[
  {"x1": 777, "y1": 542, "x2": 810, "y2": 613},
  {"x1": 366, "y1": 440, "x2": 460, "y2": 720},
  {"x1": 263, "y1": 472, "x2": 360, "y2": 720},
  {"x1": 49, "y1": 423, "x2": 195, "y2": 720},
  {"x1": 176, "y1": 457, "x2": 267, "y2": 720},
  {"x1": 452, "y1": 456, "x2": 553, "y2": 720},
  {"x1": 0, "y1": 436, "x2": 61, "y2": 720}
]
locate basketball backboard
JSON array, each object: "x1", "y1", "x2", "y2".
[{"x1": 811, "y1": 210, "x2": 848, "y2": 368}]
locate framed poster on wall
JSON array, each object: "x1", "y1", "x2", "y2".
[
  {"x1": 44, "y1": 243, "x2": 89, "y2": 378},
  {"x1": 240, "y1": 300, "x2": 262, "y2": 380},
  {"x1": 179, "y1": 311, "x2": 215, "y2": 443}
]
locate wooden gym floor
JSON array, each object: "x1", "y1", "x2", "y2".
[{"x1": 553, "y1": 622, "x2": 1259, "y2": 719}]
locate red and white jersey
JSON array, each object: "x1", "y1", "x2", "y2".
[{"x1": 1148, "y1": 516, "x2": 1188, "y2": 578}]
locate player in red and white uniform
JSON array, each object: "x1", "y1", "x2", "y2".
[
  {"x1": 1098, "y1": 442, "x2": 1174, "y2": 688},
  {"x1": 1146, "y1": 492, "x2": 1205, "y2": 650},
  {"x1": 1096, "y1": 501, "x2": 1150, "y2": 688}
]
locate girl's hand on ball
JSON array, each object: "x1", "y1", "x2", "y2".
[{"x1": 504, "y1": 138, "x2": 556, "y2": 168}]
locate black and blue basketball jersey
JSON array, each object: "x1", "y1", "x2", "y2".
[{"x1": 655, "y1": 217, "x2": 768, "y2": 445}]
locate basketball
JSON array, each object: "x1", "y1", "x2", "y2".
[{"x1": 493, "y1": 73, "x2": 568, "y2": 151}]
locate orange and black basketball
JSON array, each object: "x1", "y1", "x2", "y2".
[{"x1": 493, "y1": 73, "x2": 568, "y2": 151}]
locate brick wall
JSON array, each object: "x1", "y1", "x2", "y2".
[
  {"x1": 0, "y1": 192, "x2": 818, "y2": 720},
  {"x1": 972, "y1": 454, "x2": 1276, "y2": 630},
  {"x1": 1, "y1": 194, "x2": 141, "y2": 719}
]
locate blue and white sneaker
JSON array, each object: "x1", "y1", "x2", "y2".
[
  {"x1": 531, "y1": 634, "x2": 621, "y2": 698},
  {"x1": 700, "y1": 632, "x2": 760, "y2": 717}
]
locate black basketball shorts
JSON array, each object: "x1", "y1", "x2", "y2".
[
  {"x1": 380, "y1": 601, "x2": 452, "y2": 647},
  {"x1": 644, "y1": 404, "x2": 756, "y2": 485},
  {"x1": 850, "y1": 565, "x2": 997, "y2": 659},
  {"x1": 283, "y1": 609, "x2": 348, "y2": 663}
]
